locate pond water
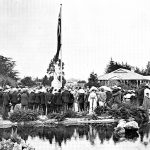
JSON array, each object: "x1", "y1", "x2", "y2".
[{"x1": 0, "y1": 123, "x2": 150, "y2": 150}]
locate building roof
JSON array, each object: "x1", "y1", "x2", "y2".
[{"x1": 98, "y1": 68, "x2": 146, "y2": 80}]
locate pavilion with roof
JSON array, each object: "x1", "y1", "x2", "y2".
[{"x1": 98, "y1": 68, "x2": 150, "y2": 87}]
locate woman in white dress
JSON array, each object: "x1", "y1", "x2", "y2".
[{"x1": 88, "y1": 87, "x2": 98, "y2": 114}]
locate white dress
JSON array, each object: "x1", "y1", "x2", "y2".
[{"x1": 88, "y1": 92, "x2": 98, "y2": 114}]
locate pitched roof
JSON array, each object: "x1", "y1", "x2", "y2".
[{"x1": 98, "y1": 68, "x2": 146, "y2": 80}]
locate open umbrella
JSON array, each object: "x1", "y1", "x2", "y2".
[
  {"x1": 100, "y1": 86, "x2": 112, "y2": 92},
  {"x1": 78, "y1": 89, "x2": 85, "y2": 94}
]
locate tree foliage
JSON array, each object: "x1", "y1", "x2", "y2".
[
  {"x1": 145, "y1": 61, "x2": 150, "y2": 75},
  {"x1": 21, "y1": 76, "x2": 36, "y2": 87},
  {"x1": 105, "y1": 58, "x2": 150, "y2": 76},
  {"x1": 0, "y1": 55, "x2": 18, "y2": 80},
  {"x1": 105, "y1": 58, "x2": 131, "y2": 73},
  {"x1": 86, "y1": 72, "x2": 99, "y2": 88},
  {"x1": 77, "y1": 80, "x2": 86, "y2": 84},
  {"x1": 42, "y1": 75, "x2": 54, "y2": 86}
]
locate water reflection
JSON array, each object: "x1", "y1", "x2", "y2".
[
  {"x1": 0, "y1": 123, "x2": 150, "y2": 149},
  {"x1": 139, "y1": 123, "x2": 150, "y2": 145}
]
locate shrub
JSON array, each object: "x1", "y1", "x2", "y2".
[
  {"x1": 9, "y1": 109, "x2": 39, "y2": 122},
  {"x1": 47, "y1": 112, "x2": 62, "y2": 119},
  {"x1": 94, "y1": 106, "x2": 106, "y2": 116},
  {"x1": 63, "y1": 110, "x2": 78, "y2": 118},
  {"x1": 47, "y1": 110, "x2": 79, "y2": 121},
  {"x1": 107, "y1": 104, "x2": 149, "y2": 124}
]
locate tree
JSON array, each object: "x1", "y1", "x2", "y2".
[
  {"x1": 105, "y1": 58, "x2": 115, "y2": 73},
  {"x1": 145, "y1": 61, "x2": 150, "y2": 75},
  {"x1": 86, "y1": 72, "x2": 99, "y2": 88},
  {"x1": 42, "y1": 75, "x2": 48, "y2": 86},
  {"x1": 21, "y1": 76, "x2": 36, "y2": 87},
  {"x1": 0, "y1": 55, "x2": 18, "y2": 80},
  {"x1": 77, "y1": 80, "x2": 86, "y2": 84},
  {"x1": 105, "y1": 58, "x2": 132, "y2": 73},
  {"x1": 42, "y1": 75, "x2": 54, "y2": 86}
]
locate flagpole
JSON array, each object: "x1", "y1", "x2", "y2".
[{"x1": 60, "y1": 4, "x2": 62, "y2": 88}]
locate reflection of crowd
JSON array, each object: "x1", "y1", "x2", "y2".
[
  {"x1": 0, "y1": 83, "x2": 150, "y2": 119},
  {"x1": 1, "y1": 123, "x2": 150, "y2": 147},
  {"x1": 16, "y1": 124, "x2": 116, "y2": 146}
]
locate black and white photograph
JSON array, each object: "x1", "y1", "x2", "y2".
[{"x1": 0, "y1": 0, "x2": 150, "y2": 149}]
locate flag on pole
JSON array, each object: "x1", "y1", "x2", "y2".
[{"x1": 54, "y1": 5, "x2": 62, "y2": 62}]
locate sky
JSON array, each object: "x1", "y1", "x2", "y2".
[{"x1": 0, "y1": 0, "x2": 150, "y2": 81}]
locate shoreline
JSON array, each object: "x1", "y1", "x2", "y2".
[{"x1": 0, "y1": 117, "x2": 118, "y2": 128}]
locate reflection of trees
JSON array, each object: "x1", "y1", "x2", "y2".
[
  {"x1": 88, "y1": 125, "x2": 97, "y2": 145},
  {"x1": 139, "y1": 123, "x2": 150, "y2": 142},
  {"x1": 15, "y1": 124, "x2": 116, "y2": 146},
  {"x1": 2, "y1": 122, "x2": 149, "y2": 147},
  {"x1": 76, "y1": 125, "x2": 89, "y2": 139},
  {"x1": 95, "y1": 124, "x2": 115, "y2": 144},
  {"x1": 44, "y1": 126, "x2": 74, "y2": 146},
  {"x1": 75, "y1": 124, "x2": 116, "y2": 145},
  {"x1": 17, "y1": 125, "x2": 74, "y2": 147}
]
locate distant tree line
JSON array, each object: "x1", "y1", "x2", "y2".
[
  {"x1": 1, "y1": 55, "x2": 150, "y2": 88},
  {"x1": 105, "y1": 58, "x2": 150, "y2": 75}
]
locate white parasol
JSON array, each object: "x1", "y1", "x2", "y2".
[
  {"x1": 99, "y1": 86, "x2": 112, "y2": 92},
  {"x1": 78, "y1": 89, "x2": 85, "y2": 94}
]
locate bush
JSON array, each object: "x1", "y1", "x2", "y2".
[
  {"x1": 94, "y1": 106, "x2": 107, "y2": 116},
  {"x1": 47, "y1": 110, "x2": 79, "y2": 121},
  {"x1": 47, "y1": 112, "x2": 62, "y2": 119},
  {"x1": 9, "y1": 109, "x2": 40, "y2": 122},
  {"x1": 63, "y1": 110, "x2": 78, "y2": 118},
  {"x1": 107, "y1": 104, "x2": 149, "y2": 124}
]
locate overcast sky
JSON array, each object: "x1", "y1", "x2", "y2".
[{"x1": 0, "y1": 0, "x2": 150, "y2": 81}]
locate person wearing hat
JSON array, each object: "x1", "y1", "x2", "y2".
[
  {"x1": 112, "y1": 86, "x2": 122, "y2": 108},
  {"x1": 78, "y1": 87, "x2": 85, "y2": 112},
  {"x1": 88, "y1": 88, "x2": 98, "y2": 114},
  {"x1": 0, "y1": 87, "x2": 3, "y2": 108},
  {"x1": 54, "y1": 89, "x2": 63, "y2": 113},
  {"x1": 84, "y1": 88, "x2": 90, "y2": 111},
  {"x1": 137, "y1": 84, "x2": 146, "y2": 106},
  {"x1": 45, "y1": 88, "x2": 54, "y2": 114},
  {"x1": 10, "y1": 88, "x2": 19, "y2": 109},
  {"x1": 97, "y1": 88, "x2": 106, "y2": 107},
  {"x1": 144, "y1": 84, "x2": 150, "y2": 98},
  {"x1": 21, "y1": 89, "x2": 29, "y2": 110},
  {"x1": 28, "y1": 90, "x2": 35, "y2": 110},
  {"x1": 61, "y1": 87, "x2": 70, "y2": 112},
  {"x1": 72, "y1": 88, "x2": 79, "y2": 112},
  {"x1": 68, "y1": 89, "x2": 74, "y2": 111},
  {"x1": 2, "y1": 90, "x2": 11, "y2": 119},
  {"x1": 34, "y1": 89, "x2": 41, "y2": 111},
  {"x1": 142, "y1": 89, "x2": 150, "y2": 111},
  {"x1": 39, "y1": 89, "x2": 46, "y2": 115}
]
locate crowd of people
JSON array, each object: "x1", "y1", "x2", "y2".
[{"x1": 0, "y1": 83, "x2": 150, "y2": 119}]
